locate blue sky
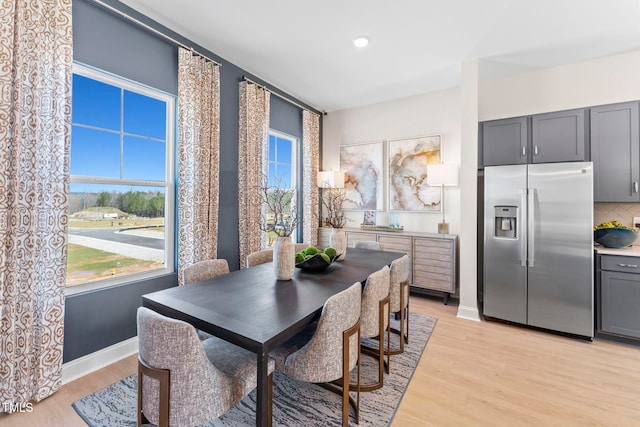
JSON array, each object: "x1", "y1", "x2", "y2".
[
  {"x1": 268, "y1": 134, "x2": 292, "y2": 188},
  {"x1": 71, "y1": 74, "x2": 166, "y2": 183}
]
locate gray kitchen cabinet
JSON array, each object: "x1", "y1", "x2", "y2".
[
  {"x1": 481, "y1": 117, "x2": 528, "y2": 167},
  {"x1": 591, "y1": 102, "x2": 640, "y2": 202},
  {"x1": 599, "y1": 254, "x2": 640, "y2": 340},
  {"x1": 531, "y1": 108, "x2": 588, "y2": 163}
]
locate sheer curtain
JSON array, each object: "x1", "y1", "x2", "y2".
[
  {"x1": 302, "y1": 110, "x2": 320, "y2": 247},
  {"x1": 238, "y1": 82, "x2": 270, "y2": 268},
  {"x1": 177, "y1": 47, "x2": 221, "y2": 284},
  {"x1": 0, "y1": 0, "x2": 72, "y2": 405}
]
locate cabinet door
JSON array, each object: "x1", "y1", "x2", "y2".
[
  {"x1": 531, "y1": 108, "x2": 587, "y2": 163},
  {"x1": 378, "y1": 235, "x2": 413, "y2": 283},
  {"x1": 601, "y1": 270, "x2": 640, "y2": 339},
  {"x1": 412, "y1": 237, "x2": 455, "y2": 293},
  {"x1": 591, "y1": 102, "x2": 640, "y2": 202},
  {"x1": 481, "y1": 117, "x2": 528, "y2": 166}
]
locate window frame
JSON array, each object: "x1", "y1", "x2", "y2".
[
  {"x1": 267, "y1": 129, "x2": 300, "y2": 244},
  {"x1": 66, "y1": 62, "x2": 176, "y2": 295}
]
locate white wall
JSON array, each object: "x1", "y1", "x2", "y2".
[
  {"x1": 323, "y1": 87, "x2": 462, "y2": 235},
  {"x1": 322, "y1": 48, "x2": 640, "y2": 321},
  {"x1": 479, "y1": 49, "x2": 640, "y2": 121}
]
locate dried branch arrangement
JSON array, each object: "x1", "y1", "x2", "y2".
[
  {"x1": 321, "y1": 188, "x2": 347, "y2": 228},
  {"x1": 259, "y1": 175, "x2": 300, "y2": 237}
]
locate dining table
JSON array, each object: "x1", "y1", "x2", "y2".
[{"x1": 141, "y1": 247, "x2": 405, "y2": 427}]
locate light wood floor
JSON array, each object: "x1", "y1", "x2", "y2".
[{"x1": 2, "y1": 295, "x2": 639, "y2": 426}]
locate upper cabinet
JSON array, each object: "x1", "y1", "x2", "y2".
[
  {"x1": 591, "y1": 102, "x2": 640, "y2": 202},
  {"x1": 481, "y1": 117, "x2": 528, "y2": 167},
  {"x1": 531, "y1": 109, "x2": 588, "y2": 163},
  {"x1": 480, "y1": 108, "x2": 589, "y2": 168}
]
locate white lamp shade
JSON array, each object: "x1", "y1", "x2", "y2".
[
  {"x1": 317, "y1": 171, "x2": 345, "y2": 188},
  {"x1": 427, "y1": 164, "x2": 459, "y2": 187}
]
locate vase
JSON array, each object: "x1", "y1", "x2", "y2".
[
  {"x1": 330, "y1": 228, "x2": 347, "y2": 261},
  {"x1": 273, "y1": 236, "x2": 295, "y2": 280}
]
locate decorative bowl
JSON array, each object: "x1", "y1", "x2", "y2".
[
  {"x1": 594, "y1": 227, "x2": 638, "y2": 248},
  {"x1": 295, "y1": 253, "x2": 338, "y2": 271}
]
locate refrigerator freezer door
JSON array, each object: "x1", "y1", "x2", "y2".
[
  {"x1": 484, "y1": 165, "x2": 527, "y2": 324},
  {"x1": 527, "y1": 162, "x2": 594, "y2": 337}
]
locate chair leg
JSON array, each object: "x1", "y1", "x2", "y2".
[
  {"x1": 138, "y1": 357, "x2": 170, "y2": 427},
  {"x1": 324, "y1": 318, "x2": 360, "y2": 426},
  {"x1": 356, "y1": 296, "x2": 389, "y2": 392},
  {"x1": 268, "y1": 372, "x2": 273, "y2": 427},
  {"x1": 389, "y1": 280, "x2": 410, "y2": 354}
]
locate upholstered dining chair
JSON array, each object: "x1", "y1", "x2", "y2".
[
  {"x1": 136, "y1": 307, "x2": 275, "y2": 427},
  {"x1": 354, "y1": 240, "x2": 384, "y2": 251},
  {"x1": 181, "y1": 258, "x2": 230, "y2": 340},
  {"x1": 388, "y1": 255, "x2": 410, "y2": 355},
  {"x1": 246, "y1": 249, "x2": 273, "y2": 267},
  {"x1": 271, "y1": 282, "x2": 362, "y2": 427},
  {"x1": 357, "y1": 265, "x2": 391, "y2": 392},
  {"x1": 294, "y1": 242, "x2": 309, "y2": 252},
  {"x1": 182, "y1": 259, "x2": 230, "y2": 284}
]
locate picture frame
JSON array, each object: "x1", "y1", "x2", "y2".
[
  {"x1": 340, "y1": 141, "x2": 384, "y2": 211},
  {"x1": 388, "y1": 135, "x2": 442, "y2": 212},
  {"x1": 363, "y1": 210, "x2": 376, "y2": 226}
]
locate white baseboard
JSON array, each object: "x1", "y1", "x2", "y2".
[
  {"x1": 62, "y1": 337, "x2": 138, "y2": 385},
  {"x1": 456, "y1": 305, "x2": 481, "y2": 322}
]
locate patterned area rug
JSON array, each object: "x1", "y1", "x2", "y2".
[{"x1": 72, "y1": 313, "x2": 436, "y2": 427}]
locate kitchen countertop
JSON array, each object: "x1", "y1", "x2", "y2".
[{"x1": 594, "y1": 244, "x2": 640, "y2": 257}]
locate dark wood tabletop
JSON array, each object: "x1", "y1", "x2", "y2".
[{"x1": 141, "y1": 247, "x2": 404, "y2": 427}]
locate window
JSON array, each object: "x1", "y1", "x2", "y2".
[
  {"x1": 67, "y1": 63, "x2": 175, "y2": 291},
  {"x1": 265, "y1": 130, "x2": 298, "y2": 247}
]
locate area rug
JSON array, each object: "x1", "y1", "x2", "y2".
[{"x1": 72, "y1": 313, "x2": 436, "y2": 427}]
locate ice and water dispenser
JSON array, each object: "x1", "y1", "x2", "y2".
[{"x1": 494, "y1": 206, "x2": 517, "y2": 239}]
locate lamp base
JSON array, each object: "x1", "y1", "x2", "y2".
[{"x1": 437, "y1": 222, "x2": 449, "y2": 234}]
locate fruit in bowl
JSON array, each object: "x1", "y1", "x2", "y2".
[
  {"x1": 594, "y1": 221, "x2": 638, "y2": 248},
  {"x1": 295, "y1": 246, "x2": 340, "y2": 271}
]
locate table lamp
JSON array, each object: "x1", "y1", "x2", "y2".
[{"x1": 426, "y1": 164, "x2": 459, "y2": 234}]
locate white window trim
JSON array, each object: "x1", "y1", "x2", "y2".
[
  {"x1": 267, "y1": 129, "x2": 300, "y2": 244},
  {"x1": 66, "y1": 62, "x2": 176, "y2": 296}
]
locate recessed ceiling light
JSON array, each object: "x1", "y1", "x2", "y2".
[{"x1": 352, "y1": 36, "x2": 370, "y2": 48}]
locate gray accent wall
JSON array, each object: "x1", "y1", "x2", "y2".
[{"x1": 65, "y1": 0, "x2": 315, "y2": 363}]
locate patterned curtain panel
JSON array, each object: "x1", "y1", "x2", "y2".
[
  {"x1": 238, "y1": 82, "x2": 270, "y2": 268},
  {"x1": 302, "y1": 110, "x2": 320, "y2": 247},
  {"x1": 177, "y1": 47, "x2": 221, "y2": 285},
  {"x1": 0, "y1": 0, "x2": 72, "y2": 405}
]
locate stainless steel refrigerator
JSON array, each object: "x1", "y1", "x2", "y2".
[{"x1": 483, "y1": 162, "x2": 594, "y2": 338}]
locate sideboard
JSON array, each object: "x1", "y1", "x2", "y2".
[{"x1": 318, "y1": 227, "x2": 458, "y2": 303}]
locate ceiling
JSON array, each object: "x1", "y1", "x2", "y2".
[{"x1": 119, "y1": 0, "x2": 640, "y2": 112}]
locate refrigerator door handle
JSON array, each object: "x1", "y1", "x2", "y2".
[
  {"x1": 519, "y1": 188, "x2": 527, "y2": 267},
  {"x1": 528, "y1": 188, "x2": 536, "y2": 267}
]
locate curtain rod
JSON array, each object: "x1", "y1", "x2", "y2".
[
  {"x1": 243, "y1": 76, "x2": 318, "y2": 113},
  {"x1": 91, "y1": 0, "x2": 222, "y2": 67}
]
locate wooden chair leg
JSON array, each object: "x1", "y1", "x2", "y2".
[
  {"x1": 388, "y1": 280, "x2": 410, "y2": 355},
  {"x1": 268, "y1": 372, "x2": 273, "y2": 427},
  {"x1": 357, "y1": 296, "x2": 389, "y2": 392},
  {"x1": 138, "y1": 357, "x2": 170, "y2": 427}
]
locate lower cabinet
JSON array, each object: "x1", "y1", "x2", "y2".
[
  {"x1": 598, "y1": 255, "x2": 640, "y2": 340},
  {"x1": 320, "y1": 227, "x2": 458, "y2": 299}
]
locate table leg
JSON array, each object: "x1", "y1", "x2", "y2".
[{"x1": 256, "y1": 351, "x2": 271, "y2": 427}]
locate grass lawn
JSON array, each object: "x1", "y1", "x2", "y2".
[{"x1": 66, "y1": 244, "x2": 163, "y2": 286}]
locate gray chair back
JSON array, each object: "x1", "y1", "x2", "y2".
[
  {"x1": 354, "y1": 240, "x2": 383, "y2": 251},
  {"x1": 282, "y1": 281, "x2": 362, "y2": 383},
  {"x1": 137, "y1": 307, "x2": 235, "y2": 426},
  {"x1": 246, "y1": 249, "x2": 273, "y2": 267},
  {"x1": 389, "y1": 255, "x2": 410, "y2": 312},
  {"x1": 182, "y1": 259, "x2": 229, "y2": 284},
  {"x1": 360, "y1": 265, "x2": 390, "y2": 338}
]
